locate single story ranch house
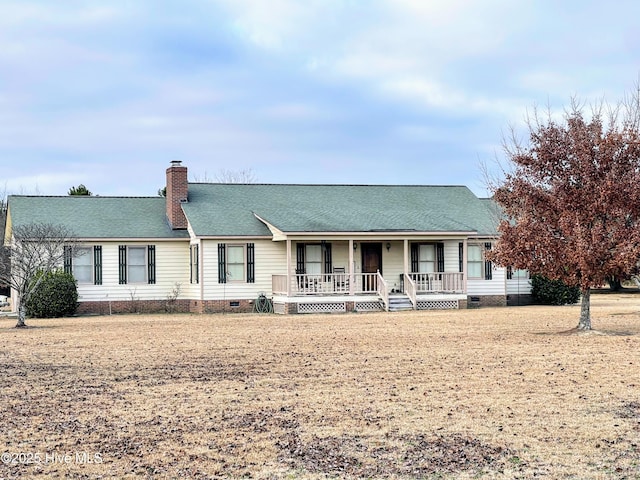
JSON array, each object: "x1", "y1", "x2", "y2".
[{"x1": 4, "y1": 161, "x2": 531, "y2": 315}]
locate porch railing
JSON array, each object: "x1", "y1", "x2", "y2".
[
  {"x1": 272, "y1": 272, "x2": 382, "y2": 296},
  {"x1": 272, "y1": 271, "x2": 465, "y2": 296},
  {"x1": 377, "y1": 271, "x2": 389, "y2": 311},
  {"x1": 404, "y1": 274, "x2": 417, "y2": 309},
  {"x1": 409, "y1": 272, "x2": 464, "y2": 293}
]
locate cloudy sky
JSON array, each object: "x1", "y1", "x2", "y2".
[{"x1": 1, "y1": 1, "x2": 638, "y2": 197}]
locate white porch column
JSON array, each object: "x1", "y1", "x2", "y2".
[
  {"x1": 463, "y1": 239, "x2": 468, "y2": 293},
  {"x1": 349, "y1": 239, "x2": 354, "y2": 295},
  {"x1": 286, "y1": 238, "x2": 292, "y2": 296},
  {"x1": 403, "y1": 239, "x2": 409, "y2": 291}
]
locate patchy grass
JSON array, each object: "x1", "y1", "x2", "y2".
[{"x1": 1, "y1": 293, "x2": 640, "y2": 479}]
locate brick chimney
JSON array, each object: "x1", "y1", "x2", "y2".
[{"x1": 166, "y1": 160, "x2": 188, "y2": 229}]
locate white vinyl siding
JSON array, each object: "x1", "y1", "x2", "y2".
[
  {"x1": 202, "y1": 239, "x2": 287, "y2": 300},
  {"x1": 74, "y1": 241, "x2": 190, "y2": 302}
]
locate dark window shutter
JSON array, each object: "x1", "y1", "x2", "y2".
[
  {"x1": 119, "y1": 245, "x2": 127, "y2": 284},
  {"x1": 324, "y1": 243, "x2": 332, "y2": 274},
  {"x1": 296, "y1": 243, "x2": 305, "y2": 274},
  {"x1": 247, "y1": 243, "x2": 255, "y2": 283},
  {"x1": 218, "y1": 243, "x2": 226, "y2": 283},
  {"x1": 507, "y1": 266, "x2": 513, "y2": 280},
  {"x1": 147, "y1": 245, "x2": 156, "y2": 284},
  {"x1": 458, "y1": 242, "x2": 464, "y2": 273},
  {"x1": 436, "y1": 243, "x2": 445, "y2": 272},
  {"x1": 410, "y1": 244, "x2": 419, "y2": 273},
  {"x1": 63, "y1": 246, "x2": 72, "y2": 274},
  {"x1": 93, "y1": 246, "x2": 102, "y2": 285},
  {"x1": 484, "y1": 242, "x2": 493, "y2": 280}
]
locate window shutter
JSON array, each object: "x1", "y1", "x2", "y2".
[
  {"x1": 436, "y1": 243, "x2": 445, "y2": 273},
  {"x1": 93, "y1": 246, "x2": 102, "y2": 285},
  {"x1": 147, "y1": 245, "x2": 156, "y2": 284},
  {"x1": 324, "y1": 243, "x2": 332, "y2": 274},
  {"x1": 458, "y1": 242, "x2": 463, "y2": 273},
  {"x1": 410, "y1": 244, "x2": 419, "y2": 273},
  {"x1": 189, "y1": 245, "x2": 193, "y2": 283},
  {"x1": 247, "y1": 243, "x2": 255, "y2": 283},
  {"x1": 296, "y1": 243, "x2": 305, "y2": 274},
  {"x1": 507, "y1": 266, "x2": 513, "y2": 280},
  {"x1": 484, "y1": 242, "x2": 493, "y2": 280},
  {"x1": 119, "y1": 245, "x2": 127, "y2": 284},
  {"x1": 63, "y1": 246, "x2": 72, "y2": 274},
  {"x1": 218, "y1": 243, "x2": 226, "y2": 283}
]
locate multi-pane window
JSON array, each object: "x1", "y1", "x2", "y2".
[
  {"x1": 190, "y1": 244, "x2": 199, "y2": 284},
  {"x1": 305, "y1": 245, "x2": 322, "y2": 275},
  {"x1": 127, "y1": 247, "x2": 147, "y2": 283},
  {"x1": 73, "y1": 247, "x2": 93, "y2": 283},
  {"x1": 218, "y1": 243, "x2": 255, "y2": 284},
  {"x1": 418, "y1": 244, "x2": 435, "y2": 273},
  {"x1": 226, "y1": 245, "x2": 245, "y2": 282},
  {"x1": 467, "y1": 244, "x2": 483, "y2": 278},
  {"x1": 64, "y1": 245, "x2": 102, "y2": 285},
  {"x1": 118, "y1": 245, "x2": 156, "y2": 284}
]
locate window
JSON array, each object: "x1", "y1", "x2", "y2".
[
  {"x1": 418, "y1": 244, "x2": 435, "y2": 273},
  {"x1": 227, "y1": 245, "x2": 245, "y2": 282},
  {"x1": 507, "y1": 267, "x2": 528, "y2": 280},
  {"x1": 128, "y1": 247, "x2": 146, "y2": 283},
  {"x1": 190, "y1": 244, "x2": 199, "y2": 284},
  {"x1": 73, "y1": 247, "x2": 93, "y2": 283},
  {"x1": 411, "y1": 243, "x2": 444, "y2": 273},
  {"x1": 467, "y1": 243, "x2": 493, "y2": 280},
  {"x1": 295, "y1": 243, "x2": 332, "y2": 276},
  {"x1": 467, "y1": 245, "x2": 483, "y2": 278},
  {"x1": 64, "y1": 245, "x2": 102, "y2": 285},
  {"x1": 305, "y1": 245, "x2": 322, "y2": 275},
  {"x1": 217, "y1": 243, "x2": 255, "y2": 283},
  {"x1": 119, "y1": 245, "x2": 156, "y2": 284}
]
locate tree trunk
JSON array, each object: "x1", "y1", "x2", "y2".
[
  {"x1": 577, "y1": 287, "x2": 591, "y2": 330},
  {"x1": 15, "y1": 303, "x2": 27, "y2": 328},
  {"x1": 608, "y1": 277, "x2": 622, "y2": 291}
]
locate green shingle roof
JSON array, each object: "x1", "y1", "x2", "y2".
[
  {"x1": 183, "y1": 183, "x2": 499, "y2": 237},
  {"x1": 7, "y1": 196, "x2": 189, "y2": 239},
  {"x1": 7, "y1": 185, "x2": 499, "y2": 239}
]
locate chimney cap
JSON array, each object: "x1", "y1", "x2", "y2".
[{"x1": 170, "y1": 160, "x2": 182, "y2": 166}]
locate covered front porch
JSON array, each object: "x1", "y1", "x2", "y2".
[{"x1": 270, "y1": 237, "x2": 469, "y2": 313}]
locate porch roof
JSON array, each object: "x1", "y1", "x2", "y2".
[{"x1": 183, "y1": 183, "x2": 498, "y2": 237}]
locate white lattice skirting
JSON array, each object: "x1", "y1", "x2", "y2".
[
  {"x1": 297, "y1": 302, "x2": 347, "y2": 314},
  {"x1": 355, "y1": 301, "x2": 383, "y2": 312},
  {"x1": 417, "y1": 300, "x2": 459, "y2": 310}
]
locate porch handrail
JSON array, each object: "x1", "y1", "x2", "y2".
[
  {"x1": 377, "y1": 271, "x2": 389, "y2": 311},
  {"x1": 409, "y1": 272, "x2": 464, "y2": 293},
  {"x1": 404, "y1": 274, "x2": 417, "y2": 309}
]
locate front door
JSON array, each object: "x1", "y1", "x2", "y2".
[{"x1": 361, "y1": 243, "x2": 382, "y2": 291}]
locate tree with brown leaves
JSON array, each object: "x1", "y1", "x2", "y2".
[{"x1": 488, "y1": 96, "x2": 640, "y2": 330}]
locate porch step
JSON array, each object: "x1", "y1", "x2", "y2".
[{"x1": 387, "y1": 294, "x2": 414, "y2": 312}]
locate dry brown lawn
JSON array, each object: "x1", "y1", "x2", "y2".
[{"x1": 1, "y1": 293, "x2": 640, "y2": 479}]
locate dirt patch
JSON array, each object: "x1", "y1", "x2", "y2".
[{"x1": 1, "y1": 294, "x2": 640, "y2": 478}]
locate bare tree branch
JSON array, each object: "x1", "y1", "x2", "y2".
[{"x1": 0, "y1": 223, "x2": 77, "y2": 327}]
